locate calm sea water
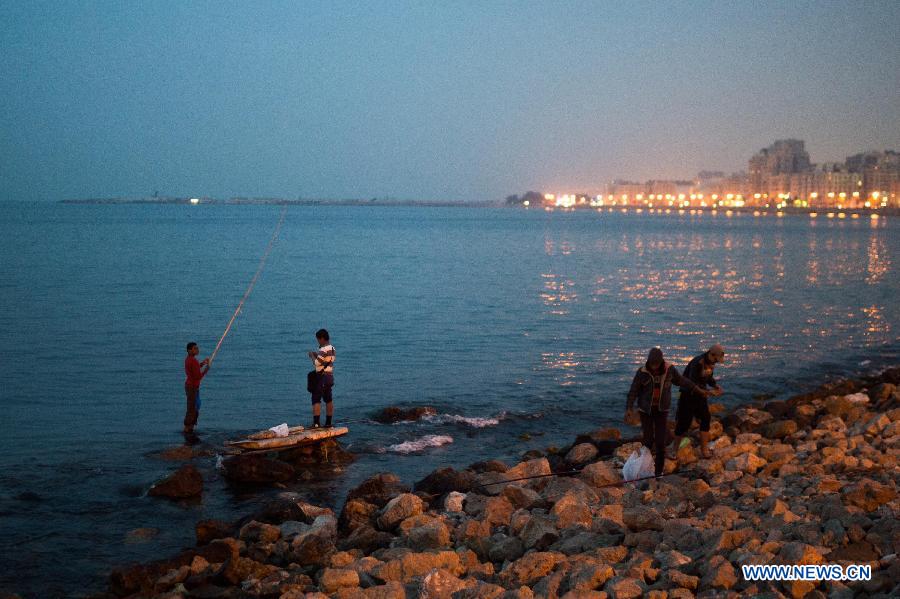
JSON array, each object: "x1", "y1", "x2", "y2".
[{"x1": 1, "y1": 203, "x2": 898, "y2": 596}]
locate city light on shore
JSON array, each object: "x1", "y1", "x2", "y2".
[{"x1": 526, "y1": 140, "x2": 898, "y2": 213}]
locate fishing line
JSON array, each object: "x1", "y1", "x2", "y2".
[
  {"x1": 476, "y1": 466, "x2": 691, "y2": 490},
  {"x1": 209, "y1": 207, "x2": 288, "y2": 365}
]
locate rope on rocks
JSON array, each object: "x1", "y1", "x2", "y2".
[{"x1": 209, "y1": 207, "x2": 288, "y2": 366}]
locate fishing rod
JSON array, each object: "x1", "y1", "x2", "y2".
[{"x1": 209, "y1": 207, "x2": 288, "y2": 366}]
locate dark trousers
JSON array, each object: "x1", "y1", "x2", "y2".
[
  {"x1": 184, "y1": 384, "x2": 199, "y2": 427},
  {"x1": 674, "y1": 392, "x2": 711, "y2": 435},
  {"x1": 640, "y1": 407, "x2": 668, "y2": 477},
  {"x1": 311, "y1": 373, "x2": 334, "y2": 404}
]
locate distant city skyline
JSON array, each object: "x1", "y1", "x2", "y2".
[
  {"x1": 2, "y1": 1, "x2": 899, "y2": 203},
  {"x1": 531, "y1": 139, "x2": 900, "y2": 210}
]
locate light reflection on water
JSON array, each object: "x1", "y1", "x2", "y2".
[{"x1": 532, "y1": 212, "x2": 897, "y2": 384}]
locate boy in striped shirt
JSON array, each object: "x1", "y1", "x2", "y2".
[{"x1": 307, "y1": 328, "x2": 335, "y2": 428}]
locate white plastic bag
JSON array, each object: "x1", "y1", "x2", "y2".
[
  {"x1": 622, "y1": 446, "x2": 655, "y2": 481},
  {"x1": 268, "y1": 423, "x2": 290, "y2": 438}
]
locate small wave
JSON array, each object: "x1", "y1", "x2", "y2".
[
  {"x1": 387, "y1": 435, "x2": 453, "y2": 454},
  {"x1": 424, "y1": 413, "x2": 502, "y2": 428}
]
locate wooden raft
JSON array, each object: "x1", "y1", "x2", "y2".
[{"x1": 226, "y1": 425, "x2": 349, "y2": 451}]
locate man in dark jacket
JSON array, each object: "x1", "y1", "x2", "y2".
[
  {"x1": 625, "y1": 347, "x2": 706, "y2": 477},
  {"x1": 672, "y1": 344, "x2": 725, "y2": 459}
]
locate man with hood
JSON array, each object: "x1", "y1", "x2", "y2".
[{"x1": 625, "y1": 347, "x2": 707, "y2": 478}]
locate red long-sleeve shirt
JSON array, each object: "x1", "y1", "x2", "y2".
[{"x1": 185, "y1": 355, "x2": 207, "y2": 388}]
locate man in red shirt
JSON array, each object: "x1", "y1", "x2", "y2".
[{"x1": 184, "y1": 342, "x2": 210, "y2": 434}]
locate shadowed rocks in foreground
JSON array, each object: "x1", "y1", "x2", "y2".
[{"x1": 109, "y1": 369, "x2": 900, "y2": 598}]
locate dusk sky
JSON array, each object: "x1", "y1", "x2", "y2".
[{"x1": 2, "y1": 1, "x2": 899, "y2": 202}]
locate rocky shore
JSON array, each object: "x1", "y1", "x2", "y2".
[{"x1": 35, "y1": 368, "x2": 900, "y2": 598}]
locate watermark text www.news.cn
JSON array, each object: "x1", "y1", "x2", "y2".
[{"x1": 742, "y1": 564, "x2": 871, "y2": 582}]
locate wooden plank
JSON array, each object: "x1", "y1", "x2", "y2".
[{"x1": 226, "y1": 426, "x2": 349, "y2": 450}]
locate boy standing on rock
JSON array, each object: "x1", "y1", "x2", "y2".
[
  {"x1": 626, "y1": 347, "x2": 706, "y2": 478},
  {"x1": 672, "y1": 344, "x2": 725, "y2": 459},
  {"x1": 308, "y1": 328, "x2": 335, "y2": 428},
  {"x1": 184, "y1": 342, "x2": 210, "y2": 434}
]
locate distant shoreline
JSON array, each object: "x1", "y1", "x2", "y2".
[
  {"x1": 58, "y1": 197, "x2": 498, "y2": 208},
  {"x1": 54, "y1": 199, "x2": 900, "y2": 216}
]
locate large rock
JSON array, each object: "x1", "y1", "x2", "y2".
[
  {"x1": 762, "y1": 419, "x2": 798, "y2": 439},
  {"x1": 851, "y1": 414, "x2": 891, "y2": 437},
  {"x1": 519, "y1": 515, "x2": 560, "y2": 550},
  {"x1": 825, "y1": 395, "x2": 854, "y2": 418},
  {"x1": 579, "y1": 461, "x2": 622, "y2": 488},
  {"x1": 488, "y1": 535, "x2": 525, "y2": 563},
  {"x1": 502, "y1": 485, "x2": 543, "y2": 510},
  {"x1": 373, "y1": 551, "x2": 463, "y2": 583},
  {"x1": 506, "y1": 458, "x2": 552, "y2": 480},
  {"x1": 361, "y1": 581, "x2": 406, "y2": 599},
  {"x1": 468, "y1": 459, "x2": 509, "y2": 474},
  {"x1": 195, "y1": 519, "x2": 234, "y2": 545},
  {"x1": 221, "y1": 455, "x2": 295, "y2": 484},
  {"x1": 337, "y1": 524, "x2": 393, "y2": 554},
  {"x1": 603, "y1": 576, "x2": 644, "y2": 598},
  {"x1": 290, "y1": 533, "x2": 335, "y2": 568},
  {"x1": 220, "y1": 555, "x2": 279, "y2": 585},
  {"x1": 841, "y1": 478, "x2": 897, "y2": 512},
  {"x1": 869, "y1": 382, "x2": 896, "y2": 404},
  {"x1": 562, "y1": 563, "x2": 614, "y2": 594},
  {"x1": 148, "y1": 464, "x2": 203, "y2": 499},
  {"x1": 483, "y1": 496, "x2": 514, "y2": 527},
  {"x1": 551, "y1": 531, "x2": 613, "y2": 555},
  {"x1": 575, "y1": 428, "x2": 622, "y2": 444},
  {"x1": 413, "y1": 467, "x2": 476, "y2": 496},
  {"x1": 319, "y1": 568, "x2": 360, "y2": 593},
  {"x1": 238, "y1": 520, "x2": 281, "y2": 544},
  {"x1": 725, "y1": 453, "x2": 767, "y2": 474},
  {"x1": 289, "y1": 515, "x2": 338, "y2": 567},
  {"x1": 339, "y1": 498, "x2": 378, "y2": 533},
  {"x1": 623, "y1": 506, "x2": 663, "y2": 532},
  {"x1": 778, "y1": 542, "x2": 824, "y2": 565},
  {"x1": 377, "y1": 493, "x2": 425, "y2": 530},
  {"x1": 722, "y1": 406, "x2": 773, "y2": 432},
  {"x1": 551, "y1": 493, "x2": 593, "y2": 529},
  {"x1": 404, "y1": 520, "x2": 451, "y2": 551},
  {"x1": 668, "y1": 570, "x2": 699, "y2": 590},
  {"x1": 250, "y1": 495, "x2": 331, "y2": 525},
  {"x1": 443, "y1": 491, "x2": 466, "y2": 513},
  {"x1": 701, "y1": 555, "x2": 737, "y2": 590},
  {"x1": 539, "y1": 477, "x2": 599, "y2": 505},
  {"x1": 372, "y1": 406, "x2": 437, "y2": 424},
  {"x1": 346, "y1": 473, "x2": 410, "y2": 507},
  {"x1": 500, "y1": 552, "x2": 564, "y2": 587},
  {"x1": 564, "y1": 443, "x2": 598, "y2": 466},
  {"x1": 419, "y1": 568, "x2": 471, "y2": 598}
]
